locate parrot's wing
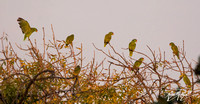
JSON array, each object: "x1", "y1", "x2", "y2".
[
  {"x1": 104, "y1": 32, "x2": 114, "y2": 47},
  {"x1": 129, "y1": 41, "x2": 136, "y2": 50},
  {"x1": 73, "y1": 65, "x2": 81, "y2": 76},
  {"x1": 170, "y1": 42, "x2": 180, "y2": 59},
  {"x1": 69, "y1": 35, "x2": 74, "y2": 42},
  {"x1": 183, "y1": 74, "x2": 191, "y2": 88},
  {"x1": 104, "y1": 34, "x2": 111, "y2": 47},
  {"x1": 129, "y1": 41, "x2": 136, "y2": 56},
  {"x1": 66, "y1": 34, "x2": 74, "y2": 46},
  {"x1": 17, "y1": 17, "x2": 32, "y2": 34}
]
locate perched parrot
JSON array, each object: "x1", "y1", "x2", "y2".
[
  {"x1": 104, "y1": 32, "x2": 114, "y2": 47},
  {"x1": 180, "y1": 74, "x2": 191, "y2": 88},
  {"x1": 66, "y1": 34, "x2": 74, "y2": 47},
  {"x1": 131, "y1": 57, "x2": 144, "y2": 71},
  {"x1": 169, "y1": 42, "x2": 180, "y2": 59},
  {"x1": 129, "y1": 39, "x2": 137, "y2": 56},
  {"x1": 17, "y1": 17, "x2": 38, "y2": 41},
  {"x1": 73, "y1": 65, "x2": 81, "y2": 76}
]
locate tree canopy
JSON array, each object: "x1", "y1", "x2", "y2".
[{"x1": 0, "y1": 23, "x2": 200, "y2": 104}]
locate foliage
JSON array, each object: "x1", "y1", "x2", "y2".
[{"x1": 0, "y1": 25, "x2": 200, "y2": 104}]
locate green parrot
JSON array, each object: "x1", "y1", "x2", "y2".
[
  {"x1": 73, "y1": 65, "x2": 81, "y2": 76},
  {"x1": 169, "y1": 42, "x2": 180, "y2": 59},
  {"x1": 131, "y1": 57, "x2": 144, "y2": 71},
  {"x1": 17, "y1": 17, "x2": 38, "y2": 41},
  {"x1": 66, "y1": 34, "x2": 74, "y2": 47},
  {"x1": 129, "y1": 39, "x2": 137, "y2": 56},
  {"x1": 180, "y1": 74, "x2": 191, "y2": 88},
  {"x1": 104, "y1": 32, "x2": 114, "y2": 47}
]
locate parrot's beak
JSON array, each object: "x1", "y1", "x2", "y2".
[{"x1": 36, "y1": 30, "x2": 38, "y2": 32}]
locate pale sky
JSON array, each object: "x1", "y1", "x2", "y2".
[{"x1": 1, "y1": 0, "x2": 200, "y2": 63}]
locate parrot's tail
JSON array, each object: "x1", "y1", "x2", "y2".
[
  {"x1": 24, "y1": 35, "x2": 27, "y2": 41},
  {"x1": 177, "y1": 54, "x2": 180, "y2": 59},
  {"x1": 104, "y1": 43, "x2": 107, "y2": 47},
  {"x1": 129, "y1": 51, "x2": 133, "y2": 56}
]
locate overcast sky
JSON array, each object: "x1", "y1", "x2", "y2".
[{"x1": 1, "y1": 0, "x2": 200, "y2": 63}]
